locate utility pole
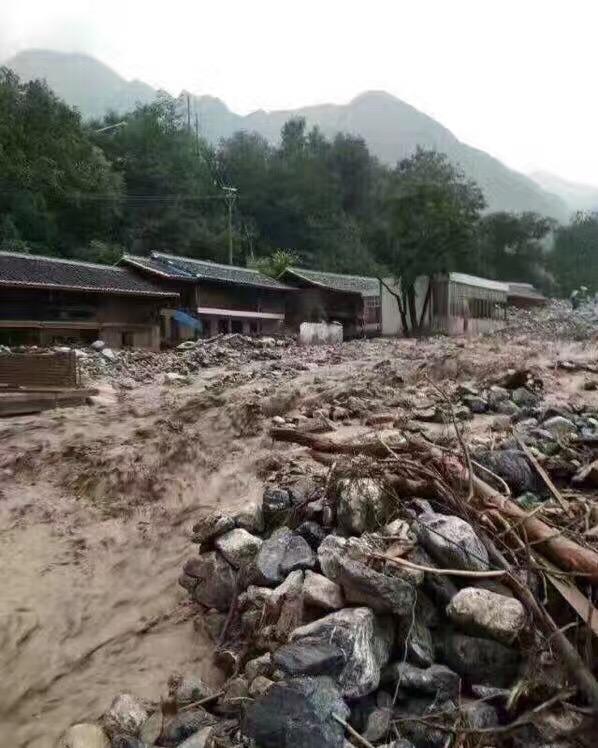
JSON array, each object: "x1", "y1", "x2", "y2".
[{"x1": 222, "y1": 186, "x2": 237, "y2": 265}]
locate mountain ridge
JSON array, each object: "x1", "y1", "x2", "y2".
[{"x1": 4, "y1": 49, "x2": 568, "y2": 221}]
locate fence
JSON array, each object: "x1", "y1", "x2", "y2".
[{"x1": 0, "y1": 351, "x2": 78, "y2": 388}]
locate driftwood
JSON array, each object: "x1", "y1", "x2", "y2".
[{"x1": 270, "y1": 427, "x2": 408, "y2": 458}]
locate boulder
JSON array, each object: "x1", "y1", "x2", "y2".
[
  {"x1": 243, "y1": 676, "x2": 349, "y2": 748},
  {"x1": 378, "y1": 518, "x2": 413, "y2": 540},
  {"x1": 318, "y1": 535, "x2": 415, "y2": 615},
  {"x1": 416, "y1": 513, "x2": 490, "y2": 573},
  {"x1": 303, "y1": 570, "x2": 344, "y2": 611},
  {"x1": 296, "y1": 520, "x2": 327, "y2": 550},
  {"x1": 337, "y1": 478, "x2": 385, "y2": 535},
  {"x1": 157, "y1": 707, "x2": 218, "y2": 746},
  {"x1": 461, "y1": 698, "x2": 499, "y2": 728},
  {"x1": 440, "y1": 632, "x2": 520, "y2": 687},
  {"x1": 58, "y1": 724, "x2": 110, "y2": 748},
  {"x1": 186, "y1": 552, "x2": 235, "y2": 611},
  {"x1": 475, "y1": 449, "x2": 539, "y2": 494},
  {"x1": 273, "y1": 640, "x2": 346, "y2": 677},
  {"x1": 100, "y1": 347, "x2": 116, "y2": 362},
  {"x1": 91, "y1": 340, "x2": 105, "y2": 351},
  {"x1": 244, "y1": 652, "x2": 272, "y2": 682},
  {"x1": 447, "y1": 587, "x2": 526, "y2": 643},
  {"x1": 214, "y1": 528, "x2": 262, "y2": 568},
  {"x1": 168, "y1": 674, "x2": 213, "y2": 705},
  {"x1": 176, "y1": 727, "x2": 216, "y2": 747},
  {"x1": 381, "y1": 662, "x2": 460, "y2": 701},
  {"x1": 496, "y1": 400, "x2": 521, "y2": 417},
  {"x1": 512, "y1": 387, "x2": 539, "y2": 407},
  {"x1": 102, "y1": 694, "x2": 147, "y2": 737},
  {"x1": 233, "y1": 502, "x2": 265, "y2": 534},
  {"x1": 408, "y1": 547, "x2": 458, "y2": 605},
  {"x1": 486, "y1": 386, "x2": 509, "y2": 409},
  {"x1": 398, "y1": 615, "x2": 434, "y2": 668},
  {"x1": 191, "y1": 512, "x2": 235, "y2": 544},
  {"x1": 262, "y1": 486, "x2": 293, "y2": 526},
  {"x1": 290, "y1": 607, "x2": 394, "y2": 698},
  {"x1": 363, "y1": 707, "x2": 392, "y2": 742},
  {"x1": 543, "y1": 415, "x2": 577, "y2": 437},
  {"x1": 249, "y1": 675, "x2": 275, "y2": 698},
  {"x1": 254, "y1": 527, "x2": 316, "y2": 586}
]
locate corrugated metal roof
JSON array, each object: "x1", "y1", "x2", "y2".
[
  {"x1": 0, "y1": 251, "x2": 178, "y2": 297},
  {"x1": 507, "y1": 282, "x2": 546, "y2": 300},
  {"x1": 122, "y1": 252, "x2": 293, "y2": 290},
  {"x1": 283, "y1": 267, "x2": 380, "y2": 297},
  {"x1": 449, "y1": 272, "x2": 509, "y2": 294}
]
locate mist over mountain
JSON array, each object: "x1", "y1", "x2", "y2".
[
  {"x1": 5, "y1": 49, "x2": 568, "y2": 221},
  {"x1": 530, "y1": 171, "x2": 598, "y2": 214}
]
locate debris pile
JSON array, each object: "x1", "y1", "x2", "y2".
[
  {"x1": 69, "y1": 365, "x2": 598, "y2": 747},
  {"x1": 501, "y1": 299, "x2": 598, "y2": 341}
]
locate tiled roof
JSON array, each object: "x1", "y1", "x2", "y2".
[
  {"x1": 283, "y1": 267, "x2": 380, "y2": 297},
  {"x1": 122, "y1": 252, "x2": 293, "y2": 291},
  {"x1": 449, "y1": 272, "x2": 510, "y2": 294},
  {"x1": 0, "y1": 251, "x2": 177, "y2": 297}
]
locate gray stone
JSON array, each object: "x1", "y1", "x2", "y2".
[
  {"x1": 249, "y1": 675, "x2": 275, "y2": 698},
  {"x1": 461, "y1": 698, "x2": 499, "y2": 728},
  {"x1": 262, "y1": 485, "x2": 293, "y2": 526},
  {"x1": 379, "y1": 518, "x2": 414, "y2": 539},
  {"x1": 202, "y1": 609, "x2": 226, "y2": 641},
  {"x1": 512, "y1": 387, "x2": 539, "y2": 407},
  {"x1": 337, "y1": 477, "x2": 385, "y2": 535},
  {"x1": 496, "y1": 399, "x2": 521, "y2": 417},
  {"x1": 378, "y1": 742, "x2": 415, "y2": 748},
  {"x1": 303, "y1": 570, "x2": 344, "y2": 611},
  {"x1": 318, "y1": 535, "x2": 416, "y2": 615},
  {"x1": 169, "y1": 674, "x2": 213, "y2": 705},
  {"x1": 273, "y1": 640, "x2": 346, "y2": 677},
  {"x1": 471, "y1": 684, "x2": 510, "y2": 701},
  {"x1": 290, "y1": 607, "x2": 394, "y2": 698},
  {"x1": 398, "y1": 615, "x2": 434, "y2": 668},
  {"x1": 382, "y1": 662, "x2": 460, "y2": 700},
  {"x1": 486, "y1": 385, "x2": 509, "y2": 408},
  {"x1": 543, "y1": 415, "x2": 577, "y2": 437},
  {"x1": 139, "y1": 712, "x2": 161, "y2": 744},
  {"x1": 233, "y1": 502, "x2": 265, "y2": 533},
  {"x1": 176, "y1": 727, "x2": 215, "y2": 748},
  {"x1": 447, "y1": 587, "x2": 526, "y2": 643},
  {"x1": 244, "y1": 652, "x2": 272, "y2": 682},
  {"x1": 363, "y1": 707, "x2": 392, "y2": 742},
  {"x1": 243, "y1": 676, "x2": 349, "y2": 748},
  {"x1": 475, "y1": 449, "x2": 539, "y2": 494},
  {"x1": 255, "y1": 527, "x2": 316, "y2": 585},
  {"x1": 214, "y1": 528, "x2": 263, "y2": 568},
  {"x1": 58, "y1": 724, "x2": 110, "y2": 748},
  {"x1": 102, "y1": 694, "x2": 147, "y2": 737},
  {"x1": 416, "y1": 513, "x2": 490, "y2": 573},
  {"x1": 462, "y1": 395, "x2": 488, "y2": 413},
  {"x1": 409, "y1": 546, "x2": 458, "y2": 605},
  {"x1": 110, "y1": 737, "x2": 149, "y2": 748},
  {"x1": 186, "y1": 552, "x2": 235, "y2": 612},
  {"x1": 394, "y1": 697, "x2": 449, "y2": 748},
  {"x1": 158, "y1": 707, "x2": 218, "y2": 746},
  {"x1": 440, "y1": 632, "x2": 520, "y2": 687},
  {"x1": 296, "y1": 520, "x2": 327, "y2": 549},
  {"x1": 191, "y1": 512, "x2": 235, "y2": 544}
]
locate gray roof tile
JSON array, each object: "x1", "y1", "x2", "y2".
[{"x1": 284, "y1": 267, "x2": 380, "y2": 297}]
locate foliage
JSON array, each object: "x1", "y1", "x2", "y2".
[
  {"x1": 252, "y1": 249, "x2": 299, "y2": 279},
  {"x1": 550, "y1": 212, "x2": 598, "y2": 295}
]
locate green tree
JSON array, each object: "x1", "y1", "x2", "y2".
[
  {"x1": 252, "y1": 248, "x2": 299, "y2": 278},
  {"x1": 376, "y1": 148, "x2": 485, "y2": 334},
  {"x1": 550, "y1": 212, "x2": 598, "y2": 296},
  {"x1": 0, "y1": 68, "x2": 122, "y2": 257}
]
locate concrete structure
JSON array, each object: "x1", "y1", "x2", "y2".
[
  {"x1": 507, "y1": 282, "x2": 547, "y2": 308},
  {"x1": 381, "y1": 273, "x2": 509, "y2": 337},
  {"x1": 299, "y1": 321, "x2": 343, "y2": 346},
  {"x1": 281, "y1": 267, "x2": 381, "y2": 338},
  {"x1": 122, "y1": 253, "x2": 292, "y2": 344},
  {"x1": 0, "y1": 252, "x2": 177, "y2": 349}
]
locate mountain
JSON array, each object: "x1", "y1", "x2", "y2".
[
  {"x1": 530, "y1": 171, "x2": 598, "y2": 214},
  {"x1": 4, "y1": 49, "x2": 568, "y2": 220}
]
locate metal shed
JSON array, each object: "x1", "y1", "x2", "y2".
[{"x1": 428, "y1": 272, "x2": 509, "y2": 335}]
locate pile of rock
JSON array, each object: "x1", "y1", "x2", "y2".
[{"x1": 500, "y1": 299, "x2": 598, "y2": 341}]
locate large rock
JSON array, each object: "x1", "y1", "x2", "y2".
[
  {"x1": 214, "y1": 528, "x2": 263, "y2": 568},
  {"x1": 447, "y1": 587, "x2": 526, "y2": 643},
  {"x1": 157, "y1": 706, "x2": 218, "y2": 746},
  {"x1": 382, "y1": 662, "x2": 460, "y2": 701},
  {"x1": 168, "y1": 674, "x2": 213, "y2": 705},
  {"x1": 185, "y1": 552, "x2": 235, "y2": 611},
  {"x1": 102, "y1": 694, "x2": 147, "y2": 737},
  {"x1": 290, "y1": 607, "x2": 394, "y2": 698},
  {"x1": 409, "y1": 547, "x2": 458, "y2": 605},
  {"x1": 398, "y1": 615, "x2": 434, "y2": 668},
  {"x1": 416, "y1": 513, "x2": 490, "y2": 573},
  {"x1": 512, "y1": 387, "x2": 539, "y2": 407},
  {"x1": 318, "y1": 535, "x2": 415, "y2": 615},
  {"x1": 58, "y1": 724, "x2": 109, "y2": 748},
  {"x1": 543, "y1": 415, "x2": 577, "y2": 437},
  {"x1": 262, "y1": 486, "x2": 293, "y2": 527},
  {"x1": 254, "y1": 527, "x2": 316, "y2": 585},
  {"x1": 475, "y1": 450, "x2": 539, "y2": 494},
  {"x1": 233, "y1": 502, "x2": 265, "y2": 534},
  {"x1": 337, "y1": 478, "x2": 385, "y2": 535},
  {"x1": 296, "y1": 520, "x2": 327, "y2": 550},
  {"x1": 273, "y1": 640, "x2": 346, "y2": 677},
  {"x1": 191, "y1": 512, "x2": 235, "y2": 544},
  {"x1": 243, "y1": 676, "x2": 349, "y2": 748},
  {"x1": 440, "y1": 632, "x2": 520, "y2": 687},
  {"x1": 303, "y1": 570, "x2": 344, "y2": 611}
]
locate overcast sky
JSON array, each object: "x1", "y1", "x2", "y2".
[{"x1": 1, "y1": 0, "x2": 597, "y2": 185}]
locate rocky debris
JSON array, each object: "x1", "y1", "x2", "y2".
[
  {"x1": 295, "y1": 520, "x2": 327, "y2": 549},
  {"x1": 157, "y1": 706, "x2": 219, "y2": 746},
  {"x1": 262, "y1": 486, "x2": 294, "y2": 527},
  {"x1": 254, "y1": 527, "x2": 316, "y2": 585},
  {"x1": 273, "y1": 639, "x2": 345, "y2": 677},
  {"x1": 214, "y1": 528, "x2": 262, "y2": 568},
  {"x1": 447, "y1": 587, "x2": 526, "y2": 643},
  {"x1": 191, "y1": 512, "x2": 235, "y2": 545},
  {"x1": 248, "y1": 675, "x2": 275, "y2": 698},
  {"x1": 102, "y1": 694, "x2": 147, "y2": 737},
  {"x1": 336, "y1": 477, "x2": 385, "y2": 535},
  {"x1": 543, "y1": 415, "x2": 577, "y2": 437},
  {"x1": 58, "y1": 724, "x2": 110, "y2": 748},
  {"x1": 462, "y1": 394, "x2": 488, "y2": 413},
  {"x1": 167, "y1": 673, "x2": 213, "y2": 705},
  {"x1": 382, "y1": 662, "x2": 461, "y2": 701},
  {"x1": 303, "y1": 570, "x2": 344, "y2": 610},
  {"x1": 289, "y1": 607, "x2": 394, "y2": 698},
  {"x1": 243, "y1": 676, "x2": 349, "y2": 748},
  {"x1": 475, "y1": 449, "x2": 539, "y2": 494},
  {"x1": 416, "y1": 512, "x2": 490, "y2": 573},
  {"x1": 182, "y1": 552, "x2": 235, "y2": 611},
  {"x1": 440, "y1": 631, "x2": 520, "y2": 687}
]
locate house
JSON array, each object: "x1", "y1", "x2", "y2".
[
  {"x1": 280, "y1": 267, "x2": 381, "y2": 338},
  {"x1": 381, "y1": 272, "x2": 509, "y2": 336},
  {"x1": 121, "y1": 252, "x2": 293, "y2": 342},
  {"x1": 0, "y1": 251, "x2": 178, "y2": 349},
  {"x1": 507, "y1": 282, "x2": 547, "y2": 308}
]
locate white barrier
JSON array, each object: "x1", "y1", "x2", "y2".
[{"x1": 299, "y1": 321, "x2": 343, "y2": 346}]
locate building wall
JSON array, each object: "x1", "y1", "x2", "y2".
[{"x1": 381, "y1": 276, "x2": 430, "y2": 336}]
